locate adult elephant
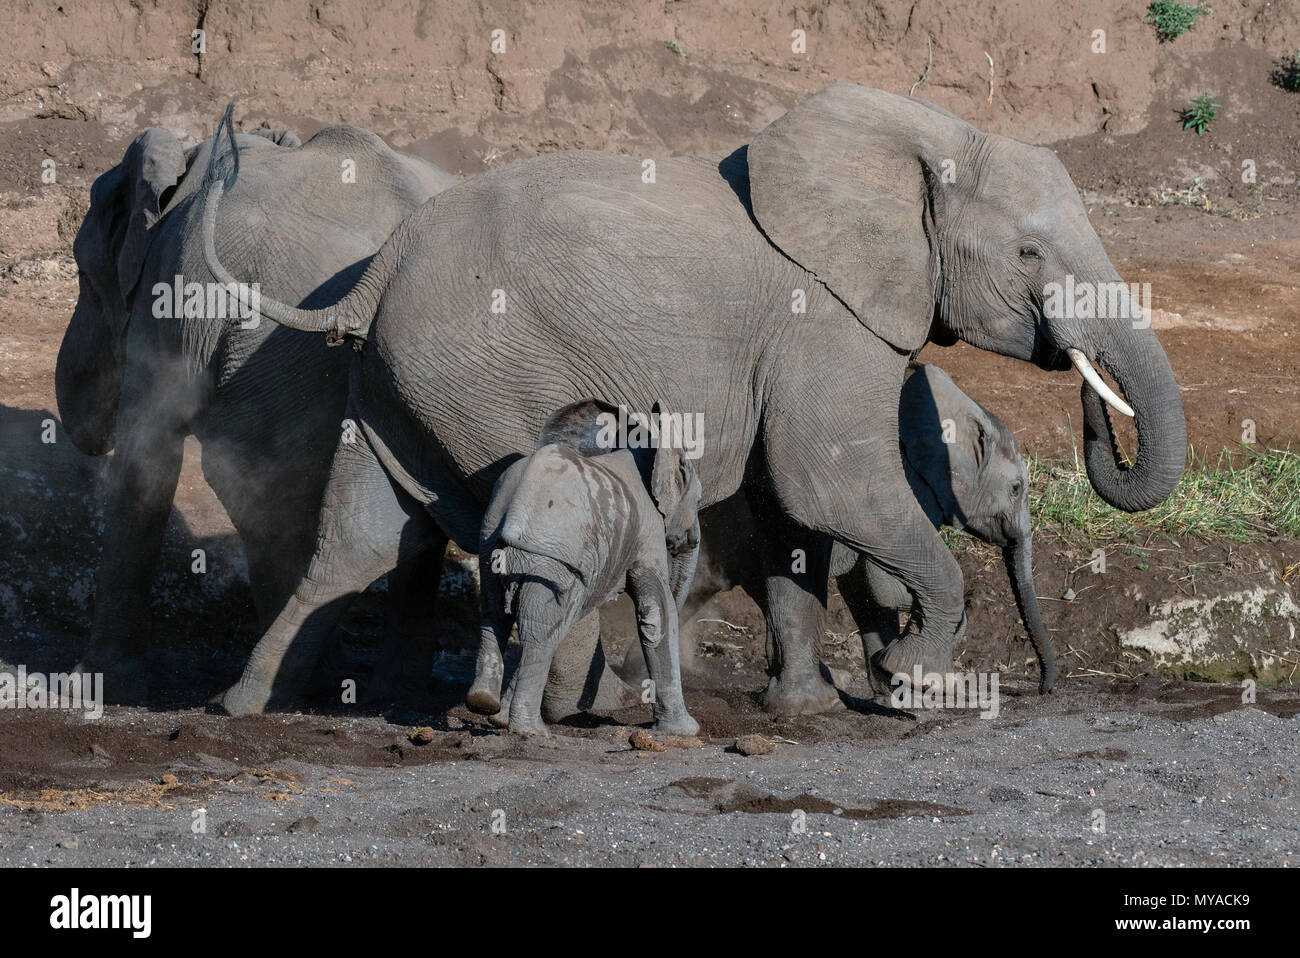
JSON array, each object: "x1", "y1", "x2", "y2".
[
  {"x1": 55, "y1": 117, "x2": 458, "y2": 701},
  {"x1": 202, "y1": 84, "x2": 1185, "y2": 718}
]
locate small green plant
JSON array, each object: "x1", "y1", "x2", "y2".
[
  {"x1": 665, "y1": 39, "x2": 684, "y2": 56},
  {"x1": 1181, "y1": 93, "x2": 1220, "y2": 135},
  {"x1": 1146, "y1": 1, "x2": 1210, "y2": 42},
  {"x1": 1282, "y1": 50, "x2": 1300, "y2": 92}
]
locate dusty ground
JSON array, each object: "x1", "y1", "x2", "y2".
[
  {"x1": 2, "y1": 676, "x2": 1298, "y2": 867},
  {"x1": 1, "y1": 0, "x2": 1298, "y2": 866}
]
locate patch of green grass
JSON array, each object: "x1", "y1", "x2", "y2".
[
  {"x1": 1181, "y1": 93, "x2": 1220, "y2": 135},
  {"x1": 1146, "y1": 1, "x2": 1210, "y2": 42},
  {"x1": 1029, "y1": 444, "x2": 1300, "y2": 543},
  {"x1": 665, "y1": 39, "x2": 684, "y2": 56}
]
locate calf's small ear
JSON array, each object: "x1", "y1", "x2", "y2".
[{"x1": 650, "y1": 402, "x2": 691, "y2": 525}]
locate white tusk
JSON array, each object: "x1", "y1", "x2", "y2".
[{"x1": 1067, "y1": 348, "x2": 1134, "y2": 418}]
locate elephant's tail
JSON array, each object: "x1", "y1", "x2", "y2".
[{"x1": 198, "y1": 101, "x2": 395, "y2": 344}]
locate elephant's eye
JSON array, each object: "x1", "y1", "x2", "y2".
[
  {"x1": 1010, "y1": 479, "x2": 1024, "y2": 498},
  {"x1": 1019, "y1": 246, "x2": 1042, "y2": 262}
]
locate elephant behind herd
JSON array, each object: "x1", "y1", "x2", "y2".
[{"x1": 58, "y1": 85, "x2": 1185, "y2": 728}]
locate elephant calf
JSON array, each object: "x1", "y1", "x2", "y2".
[
  {"x1": 467, "y1": 401, "x2": 702, "y2": 736},
  {"x1": 668, "y1": 363, "x2": 1056, "y2": 694}
]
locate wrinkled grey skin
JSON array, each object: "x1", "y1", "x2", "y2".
[
  {"x1": 624, "y1": 364, "x2": 1056, "y2": 695},
  {"x1": 55, "y1": 117, "x2": 457, "y2": 702},
  {"x1": 202, "y1": 84, "x2": 1183, "y2": 718},
  {"x1": 465, "y1": 400, "x2": 702, "y2": 736}
]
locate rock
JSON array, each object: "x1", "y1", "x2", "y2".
[
  {"x1": 286, "y1": 816, "x2": 319, "y2": 834},
  {"x1": 409, "y1": 726, "x2": 436, "y2": 745},
  {"x1": 57, "y1": 838, "x2": 78, "y2": 850},
  {"x1": 89, "y1": 743, "x2": 110, "y2": 760},
  {"x1": 160, "y1": 773, "x2": 179, "y2": 786},
  {"x1": 629, "y1": 729, "x2": 667, "y2": 751},
  {"x1": 1118, "y1": 586, "x2": 1300, "y2": 685},
  {"x1": 734, "y1": 734, "x2": 775, "y2": 756}
]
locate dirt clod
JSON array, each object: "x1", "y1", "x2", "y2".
[
  {"x1": 628, "y1": 730, "x2": 667, "y2": 751},
  {"x1": 734, "y1": 734, "x2": 775, "y2": 756}
]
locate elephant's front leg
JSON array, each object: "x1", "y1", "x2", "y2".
[
  {"x1": 747, "y1": 494, "x2": 841, "y2": 716},
  {"x1": 539, "y1": 611, "x2": 635, "y2": 723},
  {"x1": 76, "y1": 412, "x2": 187, "y2": 702},
  {"x1": 760, "y1": 345, "x2": 966, "y2": 700}
]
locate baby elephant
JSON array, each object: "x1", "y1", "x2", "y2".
[
  {"x1": 468, "y1": 400, "x2": 702, "y2": 736},
  {"x1": 682, "y1": 363, "x2": 1055, "y2": 694}
]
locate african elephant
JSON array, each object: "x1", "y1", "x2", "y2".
[
  {"x1": 622, "y1": 363, "x2": 1055, "y2": 696},
  {"x1": 201, "y1": 84, "x2": 1183, "y2": 718},
  {"x1": 467, "y1": 399, "x2": 701, "y2": 736},
  {"x1": 55, "y1": 115, "x2": 458, "y2": 701}
]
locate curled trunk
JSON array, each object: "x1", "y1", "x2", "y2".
[{"x1": 1079, "y1": 323, "x2": 1187, "y2": 513}]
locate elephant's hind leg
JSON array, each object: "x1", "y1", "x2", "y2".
[
  {"x1": 747, "y1": 493, "x2": 843, "y2": 717},
  {"x1": 216, "y1": 433, "x2": 439, "y2": 716},
  {"x1": 506, "y1": 580, "x2": 586, "y2": 736}
]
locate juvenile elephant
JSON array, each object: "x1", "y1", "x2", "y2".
[
  {"x1": 202, "y1": 84, "x2": 1184, "y2": 718},
  {"x1": 652, "y1": 363, "x2": 1056, "y2": 695},
  {"x1": 55, "y1": 115, "x2": 457, "y2": 700},
  {"x1": 467, "y1": 400, "x2": 701, "y2": 736}
]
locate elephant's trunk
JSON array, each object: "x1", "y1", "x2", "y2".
[
  {"x1": 1073, "y1": 290, "x2": 1186, "y2": 513},
  {"x1": 54, "y1": 292, "x2": 124, "y2": 456},
  {"x1": 1002, "y1": 539, "x2": 1055, "y2": 694},
  {"x1": 199, "y1": 102, "x2": 390, "y2": 341}
]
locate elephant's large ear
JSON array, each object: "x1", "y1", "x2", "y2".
[
  {"x1": 748, "y1": 84, "x2": 964, "y2": 353},
  {"x1": 537, "y1": 397, "x2": 622, "y2": 455},
  {"x1": 115, "y1": 128, "x2": 187, "y2": 300}
]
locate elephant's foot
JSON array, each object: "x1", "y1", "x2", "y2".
[
  {"x1": 507, "y1": 715, "x2": 550, "y2": 737},
  {"x1": 466, "y1": 651, "x2": 505, "y2": 715},
  {"x1": 759, "y1": 669, "x2": 842, "y2": 717},
  {"x1": 466, "y1": 685, "x2": 501, "y2": 715},
  {"x1": 213, "y1": 679, "x2": 274, "y2": 717},
  {"x1": 73, "y1": 644, "x2": 150, "y2": 705},
  {"x1": 540, "y1": 660, "x2": 636, "y2": 724},
  {"x1": 870, "y1": 614, "x2": 965, "y2": 692},
  {"x1": 652, "y1": 711, "x2": 700, "y2": 737},
  {"x1": 486, "y1": 688, "x2": 514, "y2": 728}
]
